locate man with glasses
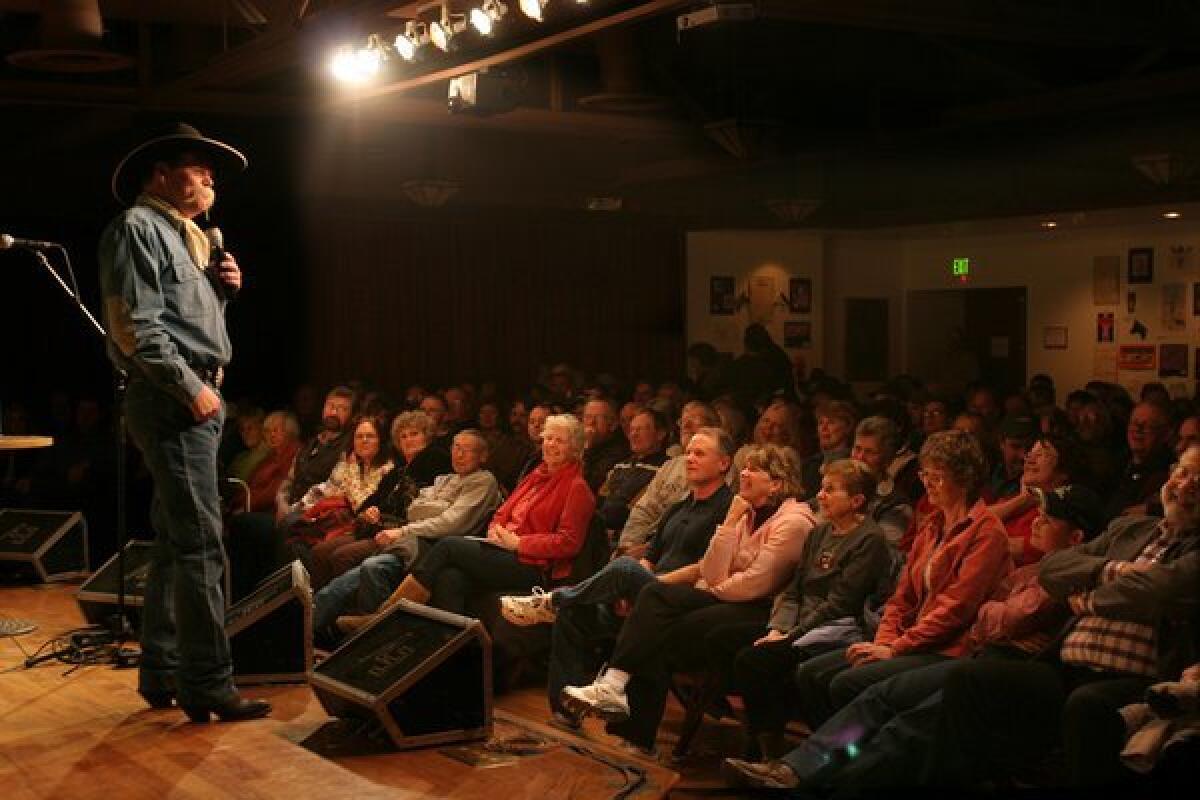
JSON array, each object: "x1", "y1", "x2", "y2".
[{"x1": 1102, "y1": 401, "x2": 1174, "y2": 523}]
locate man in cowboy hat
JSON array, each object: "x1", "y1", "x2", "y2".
[{"x1": 99, "y1": 122, "x2": 269, "y2": 723}]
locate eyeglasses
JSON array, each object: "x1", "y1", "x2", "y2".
[{"x1": 917, "y1": 469, "x2": 950, "y2": 486}]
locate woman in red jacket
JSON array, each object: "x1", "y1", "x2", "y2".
[
  {"x1": 377, "y1": 413, "x2": 595, "y2": 616},
  {"x1": 792, "y1": 429, "x2": 1013, "y2": 727}
]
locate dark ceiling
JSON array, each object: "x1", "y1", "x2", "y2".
[{"x1": 4, "y1": 0, "x2": 1200, "y2": 227}]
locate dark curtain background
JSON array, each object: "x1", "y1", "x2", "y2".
[{"x1": 302, "y1": 206, "x2": 687, "y2": 397}]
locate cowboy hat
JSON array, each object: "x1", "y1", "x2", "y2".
[{"x1": 111, "y1": 122, "x2": 247, "y2": 205}]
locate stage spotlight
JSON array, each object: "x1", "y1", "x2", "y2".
[
  {"x1": 394, "y1": 21, "x2": 424, "y2": 61},
  {"x1": 470, "y1": 0, "x2": 507, "y2": 35},
  {"x1": 519, "y1": 0, "x2": 548, "y2": 22},
  {"x1": 330, "y1": 37, "x2": 383, "y2": 84},
  {"x1": 430, "y1": 9, "x2": 467, "y2": 52}
]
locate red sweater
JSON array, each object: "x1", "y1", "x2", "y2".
[
  {"x1": 493, "y1": 460, "x2": 595, "y2": 581},
  {"x1": 876, "y1": 498, "x2": 1013, "y2": 657},
  {"x1": 246, "y1": 441, "x2": 300, "y2": 512}
]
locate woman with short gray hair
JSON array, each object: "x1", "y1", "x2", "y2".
[{"x1": 360, "y1": 409, "x2": 596, "y2": 617}]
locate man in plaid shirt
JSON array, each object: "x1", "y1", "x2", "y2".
[{"x1": 927, "y1": 444, "x2": 1200, "y2": 788}]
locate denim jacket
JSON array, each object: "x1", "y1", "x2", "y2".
[{"x1": 99, "y1": 204, "x2": 231, "y2": 406}]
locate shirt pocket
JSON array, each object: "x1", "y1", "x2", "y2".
[{"x1": 164, "y1": 256, "x2": 213, "y2": 319}]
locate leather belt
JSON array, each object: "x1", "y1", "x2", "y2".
[{"x1": 194, "y1": 365, "x2": 224, "y2": 389}]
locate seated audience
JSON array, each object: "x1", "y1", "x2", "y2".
[
  {"x1": 731, "y1": 399, "x2": 802, "y2": 491},
  {"x1": 559, "y1": 443, "x2": 814, "y2": 756},
  {"x1": 500, "y1": 427, "x2": 736, "y2": 729},
  {"x1": 320, "y1": 430, "x2": 500, "y2": 637},
  {"x1": 1102, "y1": 400, "x2": 1174, "y2": 522},
  {"x1": 226, "y1": 407, "x2": 269, "y2": 482},
  {"x1": 615, "y1": 402, "x2": 723, "y2": 554},
  {"x1": 723, "y1": 483, "x2": 1103, "y2": 790},
  {"x1": 802, "y1": 400, "x2": 857, "y2": 504},
  {"x1": 353, "y1": 413, "x2": 594, "y2": 617},
  {"x1": 988, "y1": 432, "x2": 1086, "y2": 565},
  {"x1": 986, "y1": 415, "x2": 1035, "y2": 500},
  {"x1": 789, "y1": 430, "x2": 1011, "y2": 729},
  {"x1": 925, "y1": 445, "x2": 1200, "y2": 789},
  {"x1": 308, "y1": 410, "x2": 450, "y2": 588},
  {"x1": 582, "y1": 398, "x2": 630, "y2": 494},
  {"x1": 596, "y1": 409, "x2": 670, "y2": 535},
  {"x1": 713, "y1": 460, "x2": 890, "y2": 762},
  {"x1": 241, "y1": 411, "x2": 301, "y2": 513}
]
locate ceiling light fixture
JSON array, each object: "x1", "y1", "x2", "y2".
[
  {"x1": 330, "y1": 35, "x2": 384, "y2": 84},
  {"x1": 519, "y1": 0, "x2": 549, "y2": 22},
  {"x1": 1163, "y1": 210, "x2": 1182, "y2": 219},
  {"x1": 394, "y1": 21, "x2": 426, "y2": 61},
  {"x1": 430, "y1": 7, "x2": 467, "y2": 52},
  {"x1": 1040, "y1": 220, "x2": 1057, "y2": 229},
  {"x1": 470, "y1": 0, "x2": 508, "y2": 35}
]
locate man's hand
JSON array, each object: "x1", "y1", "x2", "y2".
[
  {"x1": 190, "y1": 385, "x2": 222, "y2": 422},
  {"x1": 359, "y1": 507, "x2": 381, "y2": 525},
  {"x1": 754, "y1": 629, "x2": 789, "y2": 647},
  {"x1": 216, "y1": 251, "x2": 242, "y2": 291},
  {"x1": 375, "y1": 528, "x2": 403, "y2": 547}
]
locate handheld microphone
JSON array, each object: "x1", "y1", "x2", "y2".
[
  {"x1": 204, "y1": 226, "x2": 225, "y2": 260},
  {"x1": 0, "y1": 233, "x2": 62, "y2": 251},
  {"x1": 204, "y1": 226, "x2": 228, "y2": 299}
]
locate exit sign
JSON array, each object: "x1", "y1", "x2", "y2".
[{"x1": 952, "y1": 257, "x2": 970, "y2": 276}]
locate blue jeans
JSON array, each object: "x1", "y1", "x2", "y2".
[
  {"x1": 783, "y1": 657, "x2": 962, "y2": 791},
  {"x1": 547, "y1": 556, "x2": 658, "y2": 714},
  {"x1": 793, "y1": 646, "x2": 949, "y2": 727},
  {"x1": 125, "y1": 378, "x2": 234, "y2": 706},
  {"x1": 552, "y1": 555, "x2": 656, "y2": 609},
  {"x1": 312, "y1": 551, "x2": 406, "y2": 631}
]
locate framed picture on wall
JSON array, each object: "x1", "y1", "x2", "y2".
[
  {"x1": 1160, "y1": 344, "x2": 1188, "y2": 378},
  {"x1": 1127, "y1": 247, "x2": 1154, "y2": 284},
  {"x1": 1043, "y1": 325, "x2": 1068, "y2": 350},
  {"x1": 710, "y1": 276, "x2": 736, "y2": 315},
  {"x1": 784, "y1": 320, "x2": 811, "y2": 349},
  {"x1": 1118, "y1": 344, "x2": 1156, "y2": 370},
  {"x1": 789, "y1": 277, "x2": 812, "y2": 314},
  {"x1": 1096, "y1": 312, "x2": 1115, "y2": 343}
]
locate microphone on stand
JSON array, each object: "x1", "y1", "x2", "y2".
[
  {"x1": 204, "y1": 226, "x2": 227, "y2": 300},
  {"x1": 0, "y1": 233, "x2": 63, "y2": 251}
]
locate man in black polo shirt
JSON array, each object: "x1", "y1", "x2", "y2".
[{"x1": 500, "y1": 426, "x2": 735, "y2": 730}]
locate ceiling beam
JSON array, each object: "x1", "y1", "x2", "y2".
[
  {"x1": 0, "y1": 77, "x2": 689, "y2": 138},
  {"x1": 348, "y1": 0, "x2": 690, "y2": 100}
]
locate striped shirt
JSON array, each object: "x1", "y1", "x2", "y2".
[{"x1": 1060, "y1": 522, "x2": 1176, "y2": 677}]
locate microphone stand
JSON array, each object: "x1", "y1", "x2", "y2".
[{"x1": 26, "y1": 247, "x2": 138, "y2": 668}]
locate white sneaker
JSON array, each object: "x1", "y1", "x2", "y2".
[
  {"x1": 500, "y1": 587, "x2": 557, "y2": 626},
  {"x1": 560, "y1": 680, "x2": 630, "y2": 722}
]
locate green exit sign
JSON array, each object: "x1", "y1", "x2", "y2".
[{"x1": 952, "y1": 257, "x2": 970, "y2": 276}]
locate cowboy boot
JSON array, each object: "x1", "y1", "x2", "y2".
[{"x1": 335, "y1": 575, "x2": 431, "y2": 635}]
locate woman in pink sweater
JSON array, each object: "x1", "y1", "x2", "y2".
[{"x1": 561, "y1": 443, "x2": 816, "y2": 755}]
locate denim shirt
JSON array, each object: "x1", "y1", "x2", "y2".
[{"x1": 99, "y1": 204, "x2": 231, "y2": 406}]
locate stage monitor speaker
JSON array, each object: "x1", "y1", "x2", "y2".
[
  {"x1": 227, "y1": 560, "x2": 313, "y2": 685},
  {"x1": 310, "y1": 600, "x2": 492, "y2": 750},
  {"x1": 75, "y1": 540, "x2": 231, "y2": 628},
  {"x1": 0, "y1": 508, "x2": 88, "y2": 583},
  {"x1": 74, "y1": 539, "x2": 153, "y2": 626}
]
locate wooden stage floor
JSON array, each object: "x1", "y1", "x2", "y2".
[{"x1": 0, "y1": 583, "x2": 754, "y2": 800}]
